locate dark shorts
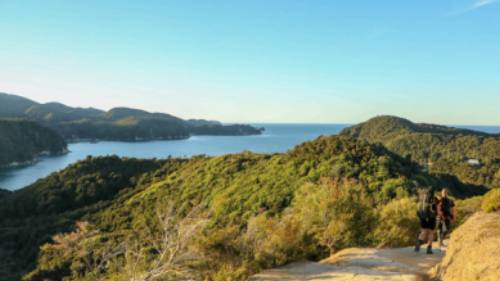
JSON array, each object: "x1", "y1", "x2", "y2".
[{"x1": 420, "y1": 217, "x2": 436, "y2": 229}]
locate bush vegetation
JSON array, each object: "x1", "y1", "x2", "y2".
[
  {"x1": 0, "y1": 136, "x2": 485, "y2": 281},
  {"x1": 0, "y1": 119, "x2": 67, "y2": 166},
  {"x1": 340, "y1": 116, "x2": 500, "y2": 189},
  {"x1": 374, "y1": 197, "x2": 419, "y2": 247},
  {"x1": 481, "y1": 188, "x2": 500, "y2": 212},
  {"x1": 454, "y1": 196, "x2": 484, "y2": 226}
]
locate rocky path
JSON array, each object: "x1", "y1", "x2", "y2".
[{"x1": 250, "y1": 243, "x2": 445, "y2": 281}]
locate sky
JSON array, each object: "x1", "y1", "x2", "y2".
[{"x1": 0, "y1": 0, "x2": 499, "y2": 125}]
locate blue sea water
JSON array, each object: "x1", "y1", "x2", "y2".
[
  {"x1": 1, "y1": 123, "x2": 498, "y2": 191},
  {"x1": 454, "y1": 125, "x2": 500, "y2": 134},
  {"x1": 0, "y1": 124, "x2": 348, "y2": 190}
]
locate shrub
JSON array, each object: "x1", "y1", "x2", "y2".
[
  {"x1": 374, "y1": 197, "x2": 419, "y2": 247},
  {"x1": 455, "y1": 196, "x2": 483, "y2": 226},
  {"x1": 481, "y1": 189, "x2": 500, "y2": 213},
  {"x1": 291, "y1": 179, "x2": 376, "y2": 254},
  {"x1": 211, "y1": 264, "x2": 248, "y2": 281},
  {"x1": 243, "y1": 213, "x2": 304, "y2": 268}
]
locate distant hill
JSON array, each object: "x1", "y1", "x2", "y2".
[
  {"x1": 340, "y1": 116, "x2": 500, "y2": 188},
  {"x1": 0, "y1": 188, "x2": 10, "y2": 199},
  {"x1": 24, "y1": 102, "x2": 104, "y2": 123},
  {"x1": 0, "y1": 92, "x2": 262, "y2": 141},
  {"x1": 0, "y1": 119, "x2": 67, "y2": 167},
  {"x1": 190, "y1": 123, "x2": 265, "y2": 136},
  {"x1": 104, "y1": 107, "x2": 181, "y2": 121},
  {"x1": 0, "y1": 92, "x2": 37, "y2": 118},
  {"x1": 186, "y1": 119, "x2": 222, "y2": 127},
  {"x1": 0, "y1": 136, "x2": 483, "y2": 280}
]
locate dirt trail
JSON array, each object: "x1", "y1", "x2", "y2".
[{"x1": 250, "y1": 243, "x2": 445, "y2": 281}]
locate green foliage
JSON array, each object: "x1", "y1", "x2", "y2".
[
  {"x1": 374, "y1": 197, "x2": 419, "y2": 247},
  {"x1": 455, "y1": 196, "x2": 483, "y2": 226},
  {"x1": 236, "y1": 179, "x2": 377, "y2": 271},
  {"x1": 481, "y1": 188, "x2": 500, "y2": 212},
  {"x1": 0, "y1": 156, "x2": 165, "y2": 280},
  {"x1": 190, "y1": 124, "x2": 263, "y2": 136},
  {"x1": 340, "y1": 115, "x2": 500, "y2": 189},
  {"x1": 0, "y1": 156, "x2": 164, "y2": 217},
  {"x1": 290, "y1": 180, "x2": 376, "y2": 253},
  {"x1": 243, "y1": 213, "x2": 306, "y2": 268},
  {"x1": 0, "y1": 119, "x2": 67, "y2": 166},
  {"x1": 56, "y1": 117, "x2": 191, "y2": 141},
  {"x1": 0, "y1": 136, "x2": 483, "y2": 281},
  {"x1": 22, "y1": 221, "x2": 94, "y2": 281}
]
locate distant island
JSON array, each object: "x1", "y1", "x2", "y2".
[
  {"x1": 0, "y1": 92, "x2": 264, "y2": 142},
  {"x1": 0, "y1": 119, "x2": 67, "y2": 168}
]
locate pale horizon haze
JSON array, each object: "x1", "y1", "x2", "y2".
[{"x1": 1, "y1": 1, "x2": 499, "y2": 125}]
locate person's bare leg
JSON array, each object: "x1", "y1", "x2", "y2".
[
  {"x1": 437, "y1": 220, "x2": 444, "y2": 248},
  {"x1": 415, "y1": 229, "x2": 424, "y2": 252},
  {"x1": 426, "y1": 230, "x2": 434, "y2": 254}
]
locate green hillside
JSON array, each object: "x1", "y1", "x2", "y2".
[
  {"x1": 0, "y1": 189, "x2": 10, "y2": 199},
  {"x1": 56, "y1": 117, "x2": 191, "y2": 141},
  {"x1": 0, "y1": 119, "x2": 67, "y2": 167},
  {"x1": 190, "y1": 124, "x2": 265, "y2": 136},
  {"x1": 340, "y1": 116, "x2": 500, "y2": 188},
  {"x1": 0, "y1": 136, "x2": 482, "y2": 281},
  {"x1": 0, "y1": 93, "x2": 37, "y2": 118},
  {"x1": 0, "y1": 92, "x2": 262, "y2": 141},
  {"x1": 24, "y1": 102, "x2": 104, "y2": 123}
]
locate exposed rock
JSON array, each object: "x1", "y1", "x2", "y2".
[
  {"x1": 251, "y1": 244, "x2": 444, "y2": 281},
  {"x1": 430, "y1": 211, "x2": 500, "y2": 281}
]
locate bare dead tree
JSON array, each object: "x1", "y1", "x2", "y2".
[{"x1": 123, "y1": 203, "x2": 208, "y2": 281}]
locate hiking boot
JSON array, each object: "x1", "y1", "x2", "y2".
[
  {"x1": 426, "y1": 245, "x2": 433, "y2": 255},
  {"x1": 414, "y1": 239, "x2": 422, "y2": 252}
]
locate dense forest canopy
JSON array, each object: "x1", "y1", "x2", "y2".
[
  {"x1": 340, "y1": 116, "x2": 500, "y2": 188},
  {"x1": 0, "y1": 119, "x2": 67, "y2": 167},
  {"x1": 0, "y1": 136, "x2": 485, "y2": 281},
  {"x1": 0, "y1": 92, "x2": 262, "y2": 141}
]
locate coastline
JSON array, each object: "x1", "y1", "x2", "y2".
[
  {"x1": 1, "y1": 130, "x2": 264, "y2": 171},
  {"x1": 0, "y1": 148, "x2": 69, "y2": 169},
  {"x1": 65, "y1": 129, "x2": 264, "y2": 144}
]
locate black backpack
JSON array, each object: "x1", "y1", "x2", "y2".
[{"x1": 418, "y1": 190, "x2": 435, "y2": 221}]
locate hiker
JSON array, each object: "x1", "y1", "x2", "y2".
[
  {"x1": 415, "y1": 189, "x2": 437, "y2": 254},
  {"x1": 436, "y1": 188, "x2": 455, "y2": 248}
]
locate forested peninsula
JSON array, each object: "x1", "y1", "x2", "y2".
[
  {"x1": 0, "y1": 119, "x2": 67, "y2": 167},
  {"x1": 0, "y1": 92, "x2": 263, "y2": 142}
]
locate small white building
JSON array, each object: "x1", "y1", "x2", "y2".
[{"x1": 467, "y1": 159, "x2": 481, "y2": 166}]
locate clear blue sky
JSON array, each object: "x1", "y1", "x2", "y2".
[{"x1": 1, "y1": 0, "x2": 499, "y2": 125}]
